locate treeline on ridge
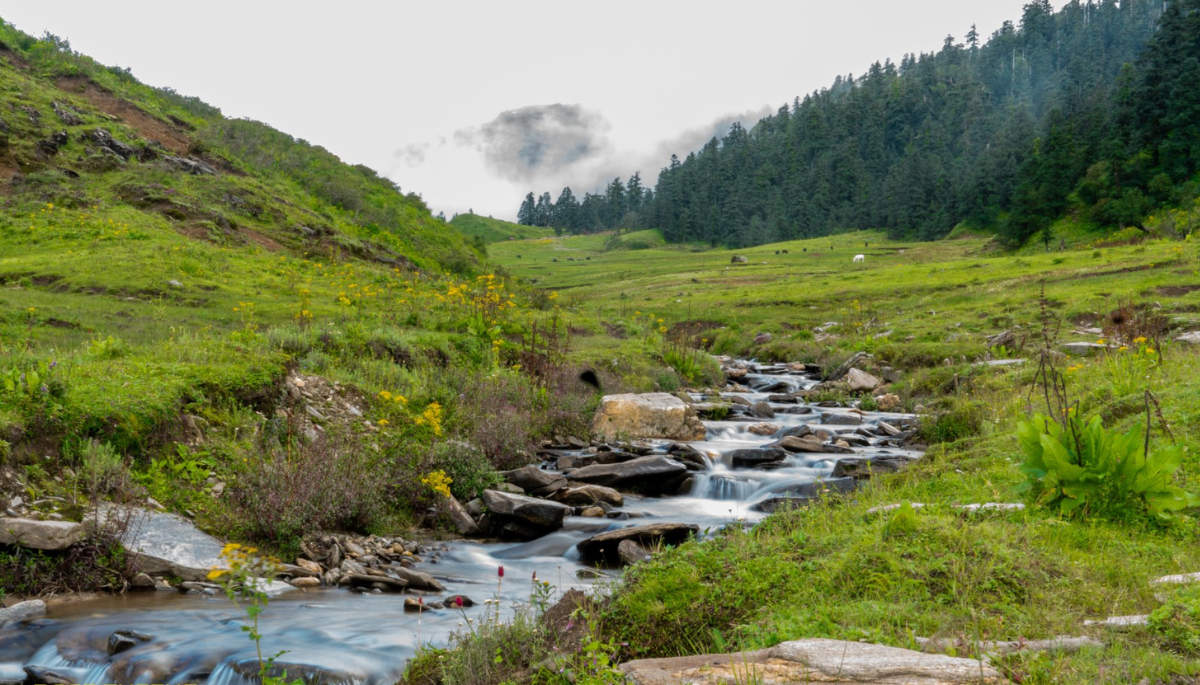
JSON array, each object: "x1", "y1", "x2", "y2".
[{"x1": 517, "y1": 0, "x2": 1200, "y2": 248}]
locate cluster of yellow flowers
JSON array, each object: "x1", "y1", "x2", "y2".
[
  {"x1": 421, "y1": 470, "x2": 453, "y2": 498},
  {"x1": 414, "y1": 402, "x2": 444, "y2": 436},
  {"x1": 207, "y1": 543, "x2": 280, "y2": 581}
]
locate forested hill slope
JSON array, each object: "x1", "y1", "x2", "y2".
[
  {"x1": 0, "y1": 21, "x2": 481, "y2": 273},
  {"x1": 520, "y1": 0, "x2": 1200, "y2": 249}
]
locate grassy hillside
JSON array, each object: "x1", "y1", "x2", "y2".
[
  {"x1": 0, "y1": 23, "x2": 599, "y2": 577},
  {"x1": 450, "y1": 213, "x2": 555, "y2": 244},
  {"x1": 420, "y1": 229, "x2": 1200, "y2": 685}
]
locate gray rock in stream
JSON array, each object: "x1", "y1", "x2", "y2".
[
  {"x1": 749, "y1": 401, "x2": 776, "y2": 419},
  {"x1": 576, "y1": 522, "x2": 699, "y2": 564},
  {"x1": 481, "y1": 490, "x2": 571, "y2": 539},
  {"x1": 565, "y1": 456, "x2": 688, "y2": 492},
  {"x1": 729, "y1": 447, "x2": 788, "y2": 469},
  {"x1": 500, "y1": 465, "x2": 567, "y2": 496}
]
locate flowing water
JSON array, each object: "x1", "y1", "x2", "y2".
[{"x1": 0, "y1": 362, "x2": 918, "y2": 684}]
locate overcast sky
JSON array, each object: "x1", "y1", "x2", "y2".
[{"x1": 3, "y1": 1, "x2": 1031, "y2": 221}]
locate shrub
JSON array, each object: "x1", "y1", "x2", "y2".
[
  {"x1": 78, "y1": 439, "x2": 130, "y2": 497},
  {"x1": 1015, "y1": 413, "x2": 1199, "y2": 522},
  {"x1": 231, "y1": 434, "x2": 389, "y2": 551},
  {"x1": 917, "y1": 401, "x2": 983, "y2": 444}
]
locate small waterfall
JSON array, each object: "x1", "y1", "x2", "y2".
[{"x1": 691, "y1": 473, "x2": 760, "y2": 501}]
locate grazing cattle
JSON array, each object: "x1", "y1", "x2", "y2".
[{"x1": 853, "y1": 254, "x2": 866, "y2": 263}]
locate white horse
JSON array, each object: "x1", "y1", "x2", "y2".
[{"x1": 853, "y1": 254, "x2": 865, "y2": 263}]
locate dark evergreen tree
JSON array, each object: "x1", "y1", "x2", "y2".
[{"x1": 517, "y1": 193, "x2": 536, "y2": 226}]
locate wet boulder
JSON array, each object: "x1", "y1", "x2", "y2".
[
  {"x1": 481, "y1": 490, "x2": 571, "y2": 539},
  {"x1": 576, "y1": 522, "x2": 699, "y2": 564},
  {"x1": 773, "y1": 435, "x2": 853, "y2": 454},
  {"x1": 391, "y1": 565, "x2": 446, "y2": 592},
  {"x1": 565, "y1": 456, "x2": 688, "y2": 492},
  {"x1": 591, "y1": 393, "x2": 707, "y2": 441},
  {"x1": 501, "y1": 465, "x2": 568, "y2": 496},
  {"x1": 729, "y1": 447, "x2": 788, "y2": 469},
  {"x1": 552, "y1": 485, "x2": 624, "y2": 508},
  {"x1": 749, "y1": 402, "x2": 775, "y2": 419}
]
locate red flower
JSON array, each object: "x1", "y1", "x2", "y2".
[
  {"x1": 498, "y1": 566, "x2": 505, "y2": 578},
  {"x1": 455, "y1": 595, "x2": 463, "y2": 607}
]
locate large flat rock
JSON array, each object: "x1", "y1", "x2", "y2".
[
  {"x1": 566, "y1": 456, "x2": 688, "y2": 490},
  {"x1": 0, "y1": 518, "x2": 84, "y2": 550},
  {"x1": 592, "y1": 393, "x2": 707, "y2": 441},
  {"x1": 113, "y1": 509, "x2": 227, "y2": 581},
  {"x1": 620, "y1": 638, "x2": 1003, "y2": 684}
]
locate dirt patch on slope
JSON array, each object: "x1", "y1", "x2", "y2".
[
  {"x1": 242, "y1": 228, "x2": 284, "y2": 252},
  {"x1": 55, "y1": 77, "x2": 191, "y2": 155},
  {"x1": 1157, "y1": 284, "x2": 1200, "y2": 297}
]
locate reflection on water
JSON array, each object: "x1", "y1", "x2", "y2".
[{"x1": 0, "y1": 361, "x2": 917, "y2": 684}]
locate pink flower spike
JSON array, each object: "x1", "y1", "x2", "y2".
[
  {"x1": 455, "y1": 596, "x2": 463, "y2": 607},
  {"x1": 498, "y1": 566, "x2": 505, "y2": 578},
  {"x1": 418, "y1": 596, "x2": 424, "y2": 604}
]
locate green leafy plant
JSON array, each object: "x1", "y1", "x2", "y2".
[
  {"x1": 1015, "y1": 412, "x2": 1199, "y2": 522},
  {"x1": 208, "y1": 544, "x2": 304, "y2": 685}
]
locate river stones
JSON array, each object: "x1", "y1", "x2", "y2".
[
  {"x1": 729, "y1": 447, "x2": 788, "y2": 469},
  {"x1": 831, "y1": 455, "x2": 918, "y2": 479},
  {"x1": 822, "y1": 412, "x2": 863, "y2": 426},
  {"x1": 338, "y1": 574, "x2": 408, "y2": 592},
  {"x1": 0, "y1": 518, "x2": 84, "y2": 550},
  {"x1": 552, "y1": 485, "x2": 624, "y2": 508},
  {"x1": 391, "y1": 565, "x2": 445, "y2": 592},
  {"x1": 564, "y1": 456, "x2": 688, "y2": 492},
  {"x1": 576, "y1": 522, "x2": 699, "y2": 564},
  {"x1": 619, "y1": 638, "x2": 1002, "y2": 685},
  {"x1": 481, "y1": 490, "x2": 571, "y2": 539},
  {"x1": 591, "y1": 393, "x2": 707, "y2": 441},
  {"x1": 749, "y1": 401, "x2": 775, "y2": 419}
]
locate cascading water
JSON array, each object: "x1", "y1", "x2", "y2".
[{"x1": 0, "y1": 360, "x2": 918, "y2": 683}]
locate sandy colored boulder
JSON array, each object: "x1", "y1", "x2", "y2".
[{"x1": 592, "y1": 393, "x2": 706, "y2": 441}]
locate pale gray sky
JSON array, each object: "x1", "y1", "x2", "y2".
[{"x1": 3, "y1": 1, "x2": 1031, "y2": 220}]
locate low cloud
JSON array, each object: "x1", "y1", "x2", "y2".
[
  {"x1": 454, "y1": 104, "x2": 612, "y2": 183},
  {"x1": 394, "y1": 142, "x2": 431, "y2": 168},
  {"x1": 555, "y1": 105, "x2": 776, "y2": 195}
]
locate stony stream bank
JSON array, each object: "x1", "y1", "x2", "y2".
[{"x1": 0, "y1": 357, "x2": 923, "y2": 684}]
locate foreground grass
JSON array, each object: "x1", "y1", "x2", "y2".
[{"x1": 411, "y1": 229, "x2": 1200, "y2": 685}]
